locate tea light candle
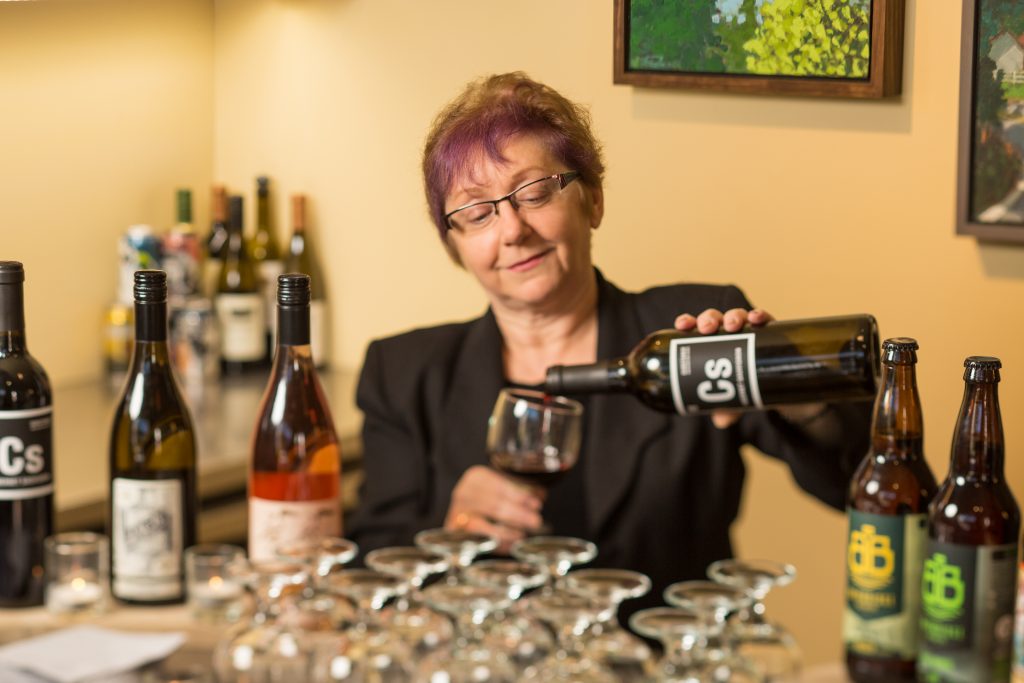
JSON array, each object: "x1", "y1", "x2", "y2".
[
  {"x1": 48, "y1": 576, "x2": 105, "y2": 613},
  {"x1": 190, "y1": 575, "x2": 244, "y2": 606}
]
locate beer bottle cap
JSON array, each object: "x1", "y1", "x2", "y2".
[
  {"x1": 964, "y1": 356, "x2": 1001, "y2": 382},
  {"x1": 883, "y1": 337, "x2": 918, "y2": 351},
  {"x1": 964, "y1": 356, "x2": 1001, "y2": 370},
  {"x1": 882, "y1": 337, "x2": 918, "y2": 364}
]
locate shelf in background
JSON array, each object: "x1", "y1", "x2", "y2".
[{"x1": 52, "y1": 369, "x2": 363, "y2": 543}]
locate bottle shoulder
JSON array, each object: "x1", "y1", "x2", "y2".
[
  {"x1": 849, "y1": 454, "x2": 938, "y2": 515},
  {"x1": 929, "y1": 479, "x2": 1021, "y2": 544},
  {"x1": 0, "y1": 353, "x2": 52, "y2": 409}
]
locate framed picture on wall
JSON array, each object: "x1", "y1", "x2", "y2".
[
  {"x1": 957, "y1": 0, "x2": 1024, "y2": 242},
  {"x1": 613, "y1": 0, "x2": 905, "y2": 98}
]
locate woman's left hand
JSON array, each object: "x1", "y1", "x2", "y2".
[{"x1": 673, "y1": 307, "x2": 774, "y2": 429}]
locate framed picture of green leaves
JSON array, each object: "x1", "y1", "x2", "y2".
[
  {"x1": 957, "y1": 0, "x2": 1024, "y2": 242},
  {"x1": 613, "y1": 0, "x2": 905, "y2": 98}
]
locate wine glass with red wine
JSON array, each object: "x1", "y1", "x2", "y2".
[{"x1": 486, "y1": 388, "x2": 584, "y2": 491}]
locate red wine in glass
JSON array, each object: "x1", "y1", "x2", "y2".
[{"x1": 489, "y1": 450, "x2": 572, "y2": 490}]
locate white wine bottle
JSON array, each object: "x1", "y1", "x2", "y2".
[
  {"x1": 109, "y1": 270, "x2": 197, "y2": 604},
  {"x1": 216, "y1": 195, "x2": 266, "y2": 375},
  {"x1": 249, "y1": 274, "x2": 340, "y2": 561},
  {"x1": 284, "y1": 194, "x2": 329, "y2": 368}
]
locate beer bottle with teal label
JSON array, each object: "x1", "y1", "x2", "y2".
[
  {"x1": 844, "y1": 338, "x2": 936, "y2": 682},
  {"x1": 920, "y1": 356, "x2": 1020, "y2": 683}
]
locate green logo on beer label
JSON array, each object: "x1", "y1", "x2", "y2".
[{"x1": 922, "y1": 553, "x2": 965, "y2": 622}]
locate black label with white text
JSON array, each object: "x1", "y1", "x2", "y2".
[
  {"x1": 669, "y1": 334, "x2": 761, "y2": 414},
  {"x1": 0, "y1": 407, "x2": 53, "y2": 500}
]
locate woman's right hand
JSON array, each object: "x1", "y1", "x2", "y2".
[{"x1": 444, "y1": 465, "x2": 546, "y2": 553}]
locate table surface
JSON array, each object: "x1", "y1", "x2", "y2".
[{"x1": 51, "y1": 368, "x2": 363, "y2": 533}]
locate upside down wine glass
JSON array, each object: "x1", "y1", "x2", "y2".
[
  {"x1": 415, "y1": 583, "x2": 518, "y2": 683},
  {"x1": 365, "y1": 546, "x2": 453, "y2": 654},
  {"x1": 707, "y1": 559, "x2": 801, "y2": 682},
  {"x1": 464, "y1": 559, "x2": 554, "y2": 671},
  {"x1": 663, "y1": 581, "x2": 764, "y2": 683},
  {"x1": 413, "y1": 528, "x2": 497, "y2": 585},
  {"x1": 564, "y1": 568, "x2": 652, "y2": 681},
  {"x1": 313, "y1": 569, "x2": 412, "y2": 682},
  {"x1": 213, "y1": 560, "x2": 314, "y2": 682},
  {"x1": 511, "y1": 535, "x2": 597, "y2": 595},
  {"x1": 522, "y1": 590, "x2": 616, "y2": 683}
]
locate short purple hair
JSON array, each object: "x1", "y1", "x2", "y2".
[{"x1": 422, "y1": 72, "x2": 605, "y2": 262}]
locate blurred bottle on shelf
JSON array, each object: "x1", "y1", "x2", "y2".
[
  {"x1": 215, "y1": 196, "x2": 265, "y2": 375},
  {"x1": 163, "y1": 189, "x2": 201, "y2": 304},
  {"x1": 106, "y1": 225, "x2": 162, "y2": 388},
  {"x1": 250, "y1": 176, "x2": 283, "y2": 364},
  {"x1": 284, "y1": 193, "x2": 329, "y2": 368},
  {"x1": 203, "y1": 185, "x2": 229, "y2": 299}
]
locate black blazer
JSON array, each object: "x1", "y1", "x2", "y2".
[{"x1": 349, "y1": 270, "x2": 871, "y2": 599}]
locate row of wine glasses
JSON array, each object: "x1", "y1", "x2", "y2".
[{"x1": 209, "y1": 526, "x2": 801, "y2": 683}]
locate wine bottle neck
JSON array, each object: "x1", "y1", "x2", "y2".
[
  {"x1": 870, "y1": 363, "x2": 924, "y2": 458},
  {"x1": 544, "y1": 358, "x2": 630, "y2": 394},
  {"x1": 278, "y1": 305, "x2": 311, "y2": 348},
  {"x1": 0, "y1": 282, "x2": 27, "y2": 353},
  {"x1": 135, "y1": 301, "x2": 168, "y2": 342},
  {"x1": 949, "y1": 381, "x2": 1004, "y2": 481}
]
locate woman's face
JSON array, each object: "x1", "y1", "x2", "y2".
[{"x1": 444, "y1": 135, "x2": 604, "y2": 312}]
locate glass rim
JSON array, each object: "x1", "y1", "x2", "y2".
[
  {"x1": 44, "y1": 531, "x2": 107, "y2": 553},
  {"x1": 498, "y1": 387, "x2": 583, "y2": 416}
]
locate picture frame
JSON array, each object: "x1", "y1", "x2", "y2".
[
  {"x1": 613, "y1": 0, "x2": 905, "y2": 98},
  {"x1": 956, "y1": 0, "x2": 1024, "y2": 242}
]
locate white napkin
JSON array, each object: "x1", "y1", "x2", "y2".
[{"x1": 0, "y1": 625, "x2": 185, "y2": 683}]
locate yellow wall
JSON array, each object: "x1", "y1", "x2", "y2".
[
  {"x1": 5, "y1": 0, "x2": 1024, "y2": 666},
  {"x1": 0, "y1": 0, "x2": 214, "y2": 385}
]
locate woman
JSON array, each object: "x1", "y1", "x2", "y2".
[{"x1": 348, "y1": 72, "x2": 871, "y2": 597}]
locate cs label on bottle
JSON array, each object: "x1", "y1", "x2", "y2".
[
  {"x1": 0, "y1": 407, "x2": 53, "y2": 499},
  {"x1": 669, "y1": 334, "x2": 762, "y2": 414}
]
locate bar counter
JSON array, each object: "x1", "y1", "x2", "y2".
[{"x1": 51, "y1": 369, "x2": 363, "y2": 541}]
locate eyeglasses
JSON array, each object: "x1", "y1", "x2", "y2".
[{"x1": 445, "y1": 171, "x2": 580, "y2": 234}]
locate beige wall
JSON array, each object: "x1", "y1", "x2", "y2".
[
  {"x1": 5, "y1": 0, "x2": 1023, "y2": 666},
  {"x1": 0, "y1": 0, "x2": 214, "y2": 385}
]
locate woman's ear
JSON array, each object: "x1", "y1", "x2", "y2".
[{"x1": 588, "y1": 185, "x2": 604, "y2": 229}]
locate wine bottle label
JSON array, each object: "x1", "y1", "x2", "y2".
[
  {"x1": 0, "y1": 407, "x2": 53, "y2": 501},
  {"x1": 259, "y1": 260, "x2": 284, "y2": 338},
  {"x1": 310, "y1": 299, "x2": 328, "y2": 366},
  {"x1": 919, "y1": 541, "x2": 1017, "y2": 682},
  {"x1": 842, "y1": 509, "x2": 926, "y2": 659},
  {"x1": 1014, "y1": 563, "x2": 1024, "y2": 679},
  {"x1": 248, "y1": 496, "x2": 341, "y2": 562},
  {"x1": 215, "y1": 293, "x2": 265, "y2": 361},
  {"x1": 111, "y1": 477, "x2": 184, "y2": 601},
  {"x1": 668, "y1": 333, "x2": 762, "y2": 414}
]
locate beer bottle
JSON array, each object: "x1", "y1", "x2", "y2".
[
  {"x1": 920, "y1": 357, "x2": 1020, "y2": 683},
  {"x1": 844, "y1": 338, "x2": 937, "y2": 682}
]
